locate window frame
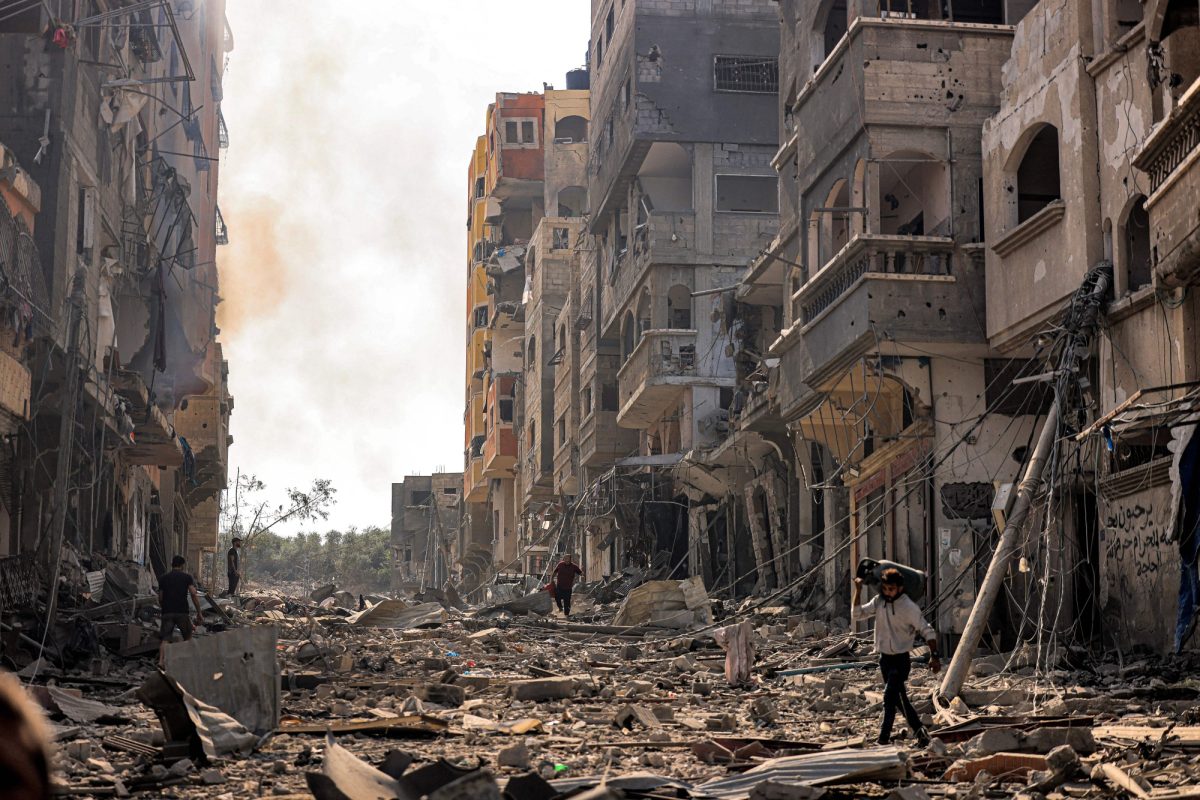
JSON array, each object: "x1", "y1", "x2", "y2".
[
  {"x1": 713, "y1": 54, "x2": 780, "y2": 94},
  {"x1": 714, "y1": 173, "x2": 780, "y2": 214}
]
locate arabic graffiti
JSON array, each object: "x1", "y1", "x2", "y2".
[
  {"x1": 940, "y1": 482, "x2": 994, "y2": 521},
  {"x1": 1104, "y1": 493, "x2": 1172, "y2": 578}
]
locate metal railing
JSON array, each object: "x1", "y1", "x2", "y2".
[{"x1": 617, "y1": 329, "x2": 698, "y2": 410}]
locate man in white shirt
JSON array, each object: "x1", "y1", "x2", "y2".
[{"x1": 853, "y1": 568, "x2": 940, "y2": 747}]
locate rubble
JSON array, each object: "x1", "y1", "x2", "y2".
[{"x1": 12, "y1": 578, "x2": 1200, "y2": 800}]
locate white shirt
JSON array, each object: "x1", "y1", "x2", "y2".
[{"x1": 852, "y1": 593, "x2": 936, "y2": 655}]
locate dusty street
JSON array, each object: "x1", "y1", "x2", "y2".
[{"x1": 23, "y1": 582, "x2": 1200, "y2": 799}]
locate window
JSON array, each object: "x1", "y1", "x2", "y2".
[
  {"x1": 527, "y1": 336, "x2": 536, "y2": 368},
  {"x1": 714, "y1": 56, "x2": 779, "y2": 93},
  {"x1": 595, "y1": 37, "x2": 603, "y2": 69},
  {"x1": 622, "y1": 77, "x2": 632, "y2": 111},
  {"x1": 529, "y1": 421, "x2": 537, "y2": 450},
  {"x1": 716, "y1": 175, "x2": 779, "y2": 213},
  {"x1": 601, "y1": 383, "x2": 619, "y2": 412},
  {"x1": 503, "y1": 118, "x2": 538, "y2": 148},
  {"x1": 552, "y1": 227, "x2": 570, "y2": 249},
  {"x1": 1124, "y1": 197, "x2": 1151, "y2": 292},
  {"x1": 442, "y1": 487, "x2": 458, "y2": 495},
  {"x1": 554, "y1": 115, "x2": 588, "y2": 143},
  {"x1": 411, "y1": 490, "x2": 432, "y2": 506},
  {"x1": 473, "y1": 305, "x2": 489, "y2": 328},
  {"x1": 606, "y1": 5, "x2": 615, "y2": 39},
  {"x1": 558, "y1": 417, "x2": 566, "y2": 445},
  {"x1": 499, "y1": 398, "x2": 514, "y2": 423},
  {"x1": 583, "y1": 386, "x2": 593, "y2": 416},
  {"x1": 1015, "y1": 124, "x2": 1061, "y2": 223},
  {"x1": 404, "y1": 548, "x2": 412, "y2": 563}
]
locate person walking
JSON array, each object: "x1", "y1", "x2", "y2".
[
  {"x1": 226, "y1": 537, "x2": 243, "y2": 597},
  {"x1": 551, "y1": 553, "x2": 583, "y2": 618},
  {"x1": 157, "y1": 555, "x2": 205, "y2": 668},
  {"x1": 853, "y1": 568, "x2": 939, "y2": 747}
]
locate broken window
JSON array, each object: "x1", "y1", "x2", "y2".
[
  {"x1": 1015, "y1": 124, "x2": 1061, "y2": 223},
  {"x1": 595, "y1": 37, "x2": 604, "y2": 69},
  {"x1": 470, "y1": 435, "x2": 485, "y2": 458},
  {"x1": 411, "y1": 490, "x2": 432, "y2": 506},
  {"x1": 442, "y1": 487, "x2": 458, "y2": 495},
  {"x1": 499, "y1": 398, "x2": 513, "y2": 423},
  {"x1": 877, "y1": 152, "x2": 950, "y2": 236},
  {"x1": 527, "y1": 336, "x2": 536, "y2": 368},
  {"x1": 506, "y1": 120, "x2": 518, "y2": 143},
  {"x1": 554, "y1": 116, "x2": 588, "y2": 143},
  {"x1": 473, "y1": 306, "x2": 489, "y2": 328},
  {"x1": 1124, "y1": 197, "x2": 1151, "y2": 293},
  {"x1": 606, "y1": 5, "x2": 615, "y2": 39},
  {"x1": 529, "y1": 421, "x2": 537, "y2": 451},
  {"x1": 637, "y1": 143, "x2": 692, "y2": 211},
  {"x1": 716, "y1": 175, "x2": 778, "y2": 213},
  {"x1": 558, "y1": 186, "x2": 587, "y2": 217},
  {"x1": 558, "y1": 417, "x2": 566, "y2": 446},
  {"x1": 522, "y1": 120, "x2": 535, "y2": 143},
  {"x1": 582, "y1": 386, "x2": 593, "y2": 416},
  {"x1": 601, "y1": 383, "x2": 620, "y2": 412},
  {"x1": 0, "y1": 3, "x2": 39, "y2": 32},
  {"x1": 667, "y1": 284, "x2": 692, "y2": 329},
  {"x1": 816, "y1": 0, "x2": 849, "y2": 71},
  {"x1": 714, "y1": 56, "x2": 779, "y2": 93},
  {"x1": 552, "y1": 227, "x2": 570, "y2": 249},
  {"x1": 623, "y1": 77, "x2": 632, "y2": 111},
  {"x1": 1157, "y1": 0, "x2": 1200, "y2": 119}
]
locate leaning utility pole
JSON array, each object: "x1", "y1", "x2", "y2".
[
  {"x1": 34, "y1": 267, "x2": 88, "y2": 672},
  {"x1": 940, "y1": 264, "x2": 1111, "y2": 700}
]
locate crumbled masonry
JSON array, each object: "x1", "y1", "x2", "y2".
[{"x1": 19, "y1": 582, "x2": 1200, "y2": 799}]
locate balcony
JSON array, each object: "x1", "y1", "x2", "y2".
[
  {"x1": 607, "y1": 212, "x2": 697, "y2": 330},
  {"x1": 788, "y1": 235, "x2": 980, "y2": 383},
  {"x1": 482, "y1": 425, "x2": 517, "y2": 478},
  {"x1": 1134, "y1": 79, "x2": 1200, "y2": 287},
  {"x1": 0, "y1": 350, "x2": 30, "y2": 424},
  {"x1": 214, "y1": 204, "x2": 228, "y2": 246},
  {"x1": 175, "y1": 392, "x2": 230, "y2": 504},
  {"x1": 617, "y1": 329, "x2": 734, "y2": 428}
]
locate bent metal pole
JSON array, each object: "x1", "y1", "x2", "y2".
[{"x1": 939, "y1": 265, "x2": 1110, "y2": 700}]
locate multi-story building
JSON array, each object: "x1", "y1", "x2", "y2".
[
  {"x1": 0, "y1": 2, "x2": 233, "y2": 586},
  {"x1": 756, "y1": 0, "x2": 1039, "y2": 631},
  {"x1": 979, "y1": 0, "x2": 1200, "y2": 652},
  {"x1": 583, "y1": 0, "x2": 781, "y2": 582},
  {"x1": 463, "y1": 92, "x2": 546, "y2": 589},
  {"x1": 391, "y1": 473, "x2": 462, "y2": 592},
  {"x1": 521, "y1": 88, "x2": 590, "y2": 574}
]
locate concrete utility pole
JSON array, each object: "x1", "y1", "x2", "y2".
[{"x1": 939, "y1": 265, "x2": 1111, "y2": 700}]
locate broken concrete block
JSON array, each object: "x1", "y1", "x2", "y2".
[
  {"x1": 65, "y1": 740, "x2": 93, "y2": 761},
  {"x1": 497, "y1": 743, "x2": 531, "y2": 769},
  {"x1": 508, "y1": 678, "x2": 575, "y2": 702},
  {"x1": 201, "y1": 768, "x2": 227, "y2": 785},
  {"x1": 887, "y1": 787, "x2": 930, "y2": 800},
  {"x1": 614, "y1": 703, "x2": 661, "y2": 730},
  {"x1": 750, "y1": 697, "x2": 779, "y2": 724},
  {"x1": 706, "y1": 713, "x2": 737, "y2": 731},
  {"x1": 620, "y1": 645, "x2": 641, "y2": 660},
  {"x1": 1023, "y1": 726, "x2": 1096, "y2": 755},
  {"x1": 416, "y1": 683, "x2": 466, "y2": 707},
  {"x1": 966, "y1": 727, "x2": 1022, "y2": 755}
]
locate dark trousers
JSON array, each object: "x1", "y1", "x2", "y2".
[
  {"x1": 879, "y1": 653, "x2": 924, "y2": 742},
  {"x1": 228, "y1": 572, "x2": 239, "y2": 596},
  {"x1": 555, "y1": 585, "x2": 573, "y2": 616}
]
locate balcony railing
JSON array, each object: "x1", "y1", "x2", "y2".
[
  {"x1": 218, "y1": 109, "x2": 229, "y2": 149},
  {"x1": 214, "y1": 204, "x2": 229, "y2": 245},
  {"x1": 1136, "y1": 79, "x2": 1200, "y2": 194},
  {"x1": 794, "y1": 235, "x2": 954, "y2": 325},
  {"x1": 617, "y1": 329, "x2": 698, "y2": 411}
]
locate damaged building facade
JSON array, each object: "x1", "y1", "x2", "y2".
[
  {"x1": 390, "y1": 473, "x2": 462, "y2": 593},
  {"x1": 448, "y1": 0, "x2": 1200, "y2": 660},
  {"x1": 0, "y1": 3, "x2": 233, "y2": 601}
]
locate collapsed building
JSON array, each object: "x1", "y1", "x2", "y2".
[
  {"x1": 390, "y1": 473, "x2": 462, "y2": 592},
  {"x1": 0, "y1": 4, "x2": 233, "y2": 605}
]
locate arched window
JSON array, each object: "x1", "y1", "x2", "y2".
[
  {"x1": 667, "y1": 284, "x2": 692, "y2": 329},
  {"x1": 1155, "y1": 0, "x2": 1200, "y2": 119},
  {"x1": 1015, "y1": 124, "x2": 1061, "y2": 223},
  {"x1": 1123, "y1": 196, "x2": 1152, "y2": 292},
  {"x1": 636, "y1": 289, "x2": 652, "y2": 337},
  {"x1": 554, "y1": 115, "x2": 588, "y2": 143},
  {"x1": 557, "y1": 185, "x2": 587, "y2": 217},
  {"x1": 814, "y1": 0, "x2": 848, "y2": 72}
]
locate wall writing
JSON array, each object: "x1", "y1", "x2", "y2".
[{"x1": 1101, "y1": 484, "x2": 1175, "y2": 651}]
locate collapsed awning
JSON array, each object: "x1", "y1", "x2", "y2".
[{"x1": 791, "y1": 361, "x2": 909, "y2": 466}]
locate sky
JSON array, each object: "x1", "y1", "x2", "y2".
[{"x1": 218, "y1": 1, "x2": 589, "y2": 534}]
